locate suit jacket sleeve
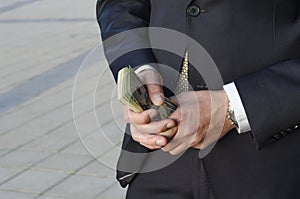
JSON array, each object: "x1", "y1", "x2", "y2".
[
  {"x1": 235, "y1": 58, "x2": 300, "y2": 150},
  {"x1": 96, "y1": 0, "x2": 156, "y2": 81}
]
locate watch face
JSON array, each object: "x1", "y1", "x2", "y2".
[{"x1": 229, "y1": 109, "x2": 238, "y2": 128}]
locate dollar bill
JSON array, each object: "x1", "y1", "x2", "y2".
[{"x1": 118, "y1": 66, "x2": 177, "y2": 121}]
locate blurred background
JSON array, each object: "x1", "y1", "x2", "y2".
[{"x1": 0, "y1": 0, "x2": 127, "y2": 198}]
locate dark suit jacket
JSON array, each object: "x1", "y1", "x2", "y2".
[{"x1": 96, "y1": 0, "x2": 300, "y2": 198}]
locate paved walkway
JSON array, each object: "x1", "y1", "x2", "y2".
[{"x1": 0, "y1": 0, "x2": 126, "y2": 198}]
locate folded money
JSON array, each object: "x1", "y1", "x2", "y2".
[{"x1": 117, "y1": 66, "x2": 177, "y2": 121}]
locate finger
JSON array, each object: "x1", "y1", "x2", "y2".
[
  {"x1": 125, "y1": 109, "x2": 157, "y2": 125},
  {"x1": 133, "y1": 119, "x2": 176, "y2": 134},
  {"x1": 147, "y1": 84, "x2": 164, "y2": 106},
  {"x1": 158, "y1": 126, "x2": 178, "y2": 139},
  {"x1": 140, "y1": 69, "x2": 163, "y2": 85},
  {"x1": 161, "y1": 138, "x2": 183, "y2": 152},
  {"x1": 169, "y1": 144, "x2": 189, "y2": 155},
  {"x1": 133, "y1": 132, "x2": 168, "y2": 148},
  {"x1": 143, "y1": 144, "x2": 163, "y2": 150},
  {"x1": 168, "y1": 108, "x2": 181, "y2": 123},
  {"x1": 162, "y1": 128, "x2": 196, "y2": 152},
  {"x1": 162, "y1": 140, "x2": 189, "y2": 154}
]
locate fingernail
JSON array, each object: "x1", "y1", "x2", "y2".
[
  {"x1": 153, "y1": 95, "x2": 163, "y2": 105},
  {"x1": 156, "y1": 139, "x2": 165, "y2": 146},
  {"x1": 167, "y1": 122, "x2": 175, "y2": 129}
]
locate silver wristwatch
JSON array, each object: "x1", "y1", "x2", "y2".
[{"x1": 228, "y1": 105, "x2": 239, "y2": 128}]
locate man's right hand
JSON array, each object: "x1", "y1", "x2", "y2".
[{"x1": 123, "y1": 69, "x2": 177, "y2": 150}]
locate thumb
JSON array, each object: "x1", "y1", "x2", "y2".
[
  {"x1": 138, "y1": 69, "x2": 165, "y2": 106},
  {"x1": 147, "y1": 84, "x2": 164, "y2": 106}
]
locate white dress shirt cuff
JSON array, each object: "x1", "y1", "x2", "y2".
[
  {"x1": 223, "y1": 82, "x2": 251, "y2": 134},
  {"x1": 134, "y1": 64, "x2": 157, "y2": 74}
]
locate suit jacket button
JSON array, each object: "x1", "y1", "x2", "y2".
[
  {"x1": 187, "y1": 5, "x2": 201, "y2": 17},
  {"x1": 294, "y1": 124, "x2": 299, "y2": 130}
]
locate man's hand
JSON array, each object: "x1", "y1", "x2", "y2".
[
  {"x1": 162, "y1": 90, "x2": 235, "y2": 155},
  {"x1": 123, "y1": 69, "x2": 177, "y2": 149},
  {"x1": 124, "y1": 108, "x2": 177, "y2": 149}
]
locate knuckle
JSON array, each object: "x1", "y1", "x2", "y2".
[
  {"x1": 131, "y1": 130, "x2": 141, "y2": 142},
  {"x1": 191, "y1": 139, "x2": 198, "y2": 146},
  {"x1": 141, "y1": 114, "x2": 149, "y2": 123},
  {"x1": 131, "y1": 135, "x2": 140, "y2": 142},
  {"x1": 200, "y1": 143, "x2": 206, "y2": 149},
  {"x1": 161, "y1": 146, "x2": 170, "y2": 152},
  {"x1": 196, "y1": 145, "x2": 204, "y2": 150},
  {"x1": 192, "y1": 134, "x2": 203, "y2": 145},
  {"x1": 191, "y1": 137, "x2": 202, "y2": 146},
  {"x1": 154, "y1": 123, "x2": 165, "y2": 133},
  {"x1": 170, "y1": 147, "x2": 184, "y2": 156},
  {"x1": 171, "y1": 126, "x2": 178, "y2": 133}
]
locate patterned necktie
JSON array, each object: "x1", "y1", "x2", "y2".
[{"x1": 175, "y1": 50, "x2": 189, "y2": 94}]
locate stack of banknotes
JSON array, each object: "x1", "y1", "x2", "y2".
[{"x1": 118, "y1": 66, "x2": 177, "y2": 121}]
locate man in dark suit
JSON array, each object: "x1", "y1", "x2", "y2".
[{"x1": 96, "y1": 0, "x2": 300, "y2": 198}]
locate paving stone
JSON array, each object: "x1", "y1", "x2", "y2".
[
  {"x1": 5, "y1": 103, "x2": 74, "y2": 137},
  {"x1": 59, "y1": 140, "x2": 91, "y2": 156},
  {"x1": 0, "y1": 0, "x2": 96, "y2": 20},
  {"x1": 47, "y1": 175, "x2": 114, "y2": 198},
  {"x1": 93, "y1": 106, "x2": 117, "y2": 129},
  {"x1": 0, "y1": 1, "x2": 99, "y2": 91},
  {"x1": 0, "y1": 168, "x2": 20, "y2": 184},
  {"x1": 34, "y1": 153, "x2": 93, "y2": 173},
  {"x1": 0, "y1": 190, "x2": 37, "y2": 199},
  {"x1": 38, "y1": 195, "x2": 76, "y2": 199},
  {"x1": 77, "y1": 160, "x2": 115, "y2": 179},
  {"x1": 95, "y1": 146, "x2": 122, "y2": 174},
  {"x1": 74, "y1": 61, "x2": 112, "y2": 88},
  {"x1": 72, "y1": 111, "x2": 115, "y2": 144},
  {"x1": 98, "y1": 120, "x2": 126, "y2": 146},
  {"x1": 0, "y1": 29, "x2": 97, "y2": 92},
  {"x1": 67, "y1": 131, "x2": 118, "y2": 159},
  {"x1": 0, "y1": 0, "x2": 125, "y2": 198},
  {"x1": 0, "y1": 170, "x2": 68, "y2": 194},
  {"x1": 0, "y1": 69, "x2": 101, "y2": 135},
  {"x1": 0, "y1": 149, "x2": 10, "y2": 156},
  {"x1": 0, "y1": 93, "x2": 71, "y2": 136},
  {"x1": 46, "y1": 117, "x2": 121, "y2": 157},
  {"x1": 0, "y1": 0, "x2": 25, "y2": 8},
  {"x1": 72, "y1": 89, "x2": 115, "y2": 120},
  {"x1": 69, "y1": 112, "x2": 101, "y2": 138},
  {"x1": 0, "y1": 134, "x2": 36, "y2": 150},
  {"x1": 21, "y1": 122, "x2": 79, "y2": 153},
  {"x1": 0, "y1": 150, "x2": 51, "y2": 169}
]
